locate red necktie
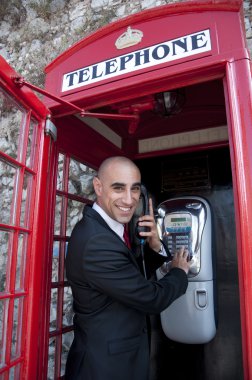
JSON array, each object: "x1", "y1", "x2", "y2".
[{"x1": 123, "y1": 225, "x2": 131, "y2": 249}]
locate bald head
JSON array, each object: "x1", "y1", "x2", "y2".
[
  {"x1": 98, "y1": 156, "x2": 141, "y2": 181},
  {"x1": 93, "y1": 156, "x2": 141, "y2": 224}
]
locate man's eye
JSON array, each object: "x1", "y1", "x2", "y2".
[
  {"x1": 132, "y1": 186, "x2": 141, "y2": 193},
  {"x1": 113, "y1": 186, "x2": 123, "y2": 191}
]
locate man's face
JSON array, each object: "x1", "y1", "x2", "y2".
[{"x1": 93, "y1": 162, "x2": 141, "y2": 224}]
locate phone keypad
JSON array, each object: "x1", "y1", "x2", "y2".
[{"x1": 167, "y1": 234, "x2": 192, "y2": 257}]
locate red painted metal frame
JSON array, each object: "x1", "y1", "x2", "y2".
[
  {"x1": 35, "y1": 137, "x2": 58, "y2": 380},
  {"x1": 0, "y1": 62, "x2": 48, "y2": 120},
  {"x1": 13, "y1": 76, "x2": 139, "y2": 123},
  {"x1": 52, "y1": 152, "x2": 70, "y2": 379},
  {"x1": 224, "y1": 59, "x2": 252, "y2": 379},
  {"x1": 12, "y1": 76, "x2": 140, "y2": 135}
]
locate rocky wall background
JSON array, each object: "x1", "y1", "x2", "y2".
[{"x1": 0, "y1": 0, "x2": 252, "y2": 88}]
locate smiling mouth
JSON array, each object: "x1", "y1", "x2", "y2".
[{"x1": 118, "y1": 206, "x2": 132, "y2": 212}]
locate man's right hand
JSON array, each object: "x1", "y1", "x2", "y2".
[{"x1": 170, "y1": 246, "x2": 190, "y2": 274}]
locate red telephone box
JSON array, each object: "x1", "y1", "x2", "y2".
[{"x1": 1, "y1": 0, "x2": 252, "y2": 379}]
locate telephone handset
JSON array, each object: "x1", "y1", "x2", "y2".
[
  {"x1": 135, "y1": 184, "x2": 150, "y2": 240},
  {"x1": 134, "y1": 184, "x2": 150, "y2": 279}
]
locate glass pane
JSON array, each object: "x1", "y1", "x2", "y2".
[
  {"x1": 66, "y1": 200, "x2": 85, "y2": 236},
  {"x1": 26, "y1": 118, "x2": 38, "y2": 169},
  {"x1": 0, "y1": 299, "x2": 8, "y2": 366},
  {"x1": 68, "y1": 158, "x2": 96, "y2": 199},
  {"x1": 62, "y1": 286, "x2": 73, "y2": 328},
  {"x1": 64, "y1": 242, "x2": 68, "y2": 281},
  {"x1": 0, "y1": 230, "x2": 12, "y2": 292},
  {"x1": 0, "y1": 160, "x2": 17, "y2": 225},
  {"x1": 9, "y1": 364, "x2": 21, "y2": 380},
  {"x1": 54, "y1": 195, "x2": 63, "y2": 235},
  {"x1": 50, "y1": 288, "x2": 58, "y2": 332},
  {"x1": 20, "y1": 172, "x2": 33, "y2": 228},
  {"x1": 15, "y1": 234, "x2": 27, "y2": 290},
  {"x1": 61, "y1": 331, "x2": 74, "y2": 376},
  {"x1": 9, "y1": 366, "x2": 15, "y2": 379},
  {"x1": 47, "y1": 337, "x2": 56, "y2": 380},
  {"x1": 0, "y1": 89, "x2": 26, "y2": 160},
  {"x1": 11, "y1": 297, "x2": 23, "y2": 359},
  {"x1": 57, "y1": 153, "x2": 65, "y2": 191},
  {"x1": 52, "y1": 241, "x2": 60, "y2": 283}
]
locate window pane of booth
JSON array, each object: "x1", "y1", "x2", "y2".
[
  {"x1": 54, "y1": 195, "x2": 63, "y2": 235},
  {"x1": 0, "y1": 230, "x2": 12, "y2": 293},
  {"x1": 61, "y1": 331, "x2": 74, "y2": 376},
  {"x1": 20, "y1": 172, "x2": 32, "y2": 228},
  {"x1": 57, "y1": 153, "x2": 64, "y2": 191},
  {"x1": 11, "y1": 297, "x2": 24, "y2": 359},
  {"x1": 15, "y1": 234, "x2": 27, "y2": 291},
  {"x1": 0, "y1": 299, "x2": 8, "y2": 366},
  {"x1": 66, "y1": 199, "x2": 84, "y2": 236},
  {"x1": 52, "y1": 241, "x2": 60, "y2": 283},
  {"x1": 9, "y1": 363, "x2": 21, "y2": 380},
  {"x1": 47, "y1": 337, "x2": 56, "y2": 380},
  {"x1": 26, "y1": 118, "x2": 38, "y2": 169},
  {"x1": 9, "y1": 365, "x2": 15, "y2": 379},
  {"x1": 0, "y1": 160, "x2": 17, "y2": 226},
  {"x1": 0, "y1": 89, "x2": 25, "y2": 160},
  {"x1": 64, "y1": 242, "x2": 68, "y2": 281},
  {"x1": 62, "y1": 286, "x2": 73, "y2": 328},
  {"x1": 50, "y1": 288, "x2": 58, "y2": 332},
  {"x1": 68, "y1": 158, "x2": 96, "y2": 199}
]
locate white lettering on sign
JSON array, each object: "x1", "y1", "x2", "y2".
[{"x1": 62, "y1": 29, "x2": 211, "y2": 92}]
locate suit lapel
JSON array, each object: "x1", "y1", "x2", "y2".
[{"x1": 84, "y1": 205, "x2": 139, "y2": 268}]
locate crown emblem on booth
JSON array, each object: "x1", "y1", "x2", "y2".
[{"x1": 115, "y1": 27, "x2": 143, "y2": 49}]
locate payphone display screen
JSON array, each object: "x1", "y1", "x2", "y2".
[{"x1": 164, "y1": 212, "x2": 192, "y2": 257}]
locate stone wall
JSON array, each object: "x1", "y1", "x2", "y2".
[{"x1": 0, "y1": 0, "x2": 252, "y2": 88}]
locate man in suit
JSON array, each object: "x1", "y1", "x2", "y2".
[{"x1": 65, "y1": 156, "x2": 189, "y2": 380}]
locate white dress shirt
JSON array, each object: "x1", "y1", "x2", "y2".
[{"x1": 92, "y1": 202, "x2": 124, "y2": 241}]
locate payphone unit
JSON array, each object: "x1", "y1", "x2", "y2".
[{"x1": 156, "y1": 196, "x2": 216, "y2": 344}]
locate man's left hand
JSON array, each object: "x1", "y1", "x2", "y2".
[{"x1": 137, "y1": 198, "x2": 161, "y2": 252}]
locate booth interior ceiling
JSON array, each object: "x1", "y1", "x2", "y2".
[{"x1": 90, "y1": 79, "x2": 227, "y2": 139}]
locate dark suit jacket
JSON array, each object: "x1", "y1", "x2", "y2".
[{"x1": 65, "y1": 205, "x2": 188, "y2": 380}]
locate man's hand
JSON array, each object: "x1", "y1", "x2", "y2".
[
  {"x1": 170, "y1": 246, "x2": 190, "y2": 274},
  {"x1": 137, "y1": 198, "x2": 162, "y2": 252}
]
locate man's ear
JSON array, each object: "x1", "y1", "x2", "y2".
[{"x1": 93, "y1": 176, "x2": 102, "y2": 196}]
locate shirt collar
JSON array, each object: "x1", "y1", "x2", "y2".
[{"x1": 92, "y1": 202, "x2": 124, "y2": 240}]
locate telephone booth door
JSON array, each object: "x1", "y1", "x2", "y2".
[{"x1": 0, "y1": 56, "x2": 55, "y2": 379}]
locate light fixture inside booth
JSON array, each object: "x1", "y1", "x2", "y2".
[{"x1": 155, "y1": 89, "x2": 185, "y2": 117}]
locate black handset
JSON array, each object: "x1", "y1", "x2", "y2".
[{"x1": 135, "y1": 184, "x2": 150, "y2": 240}]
